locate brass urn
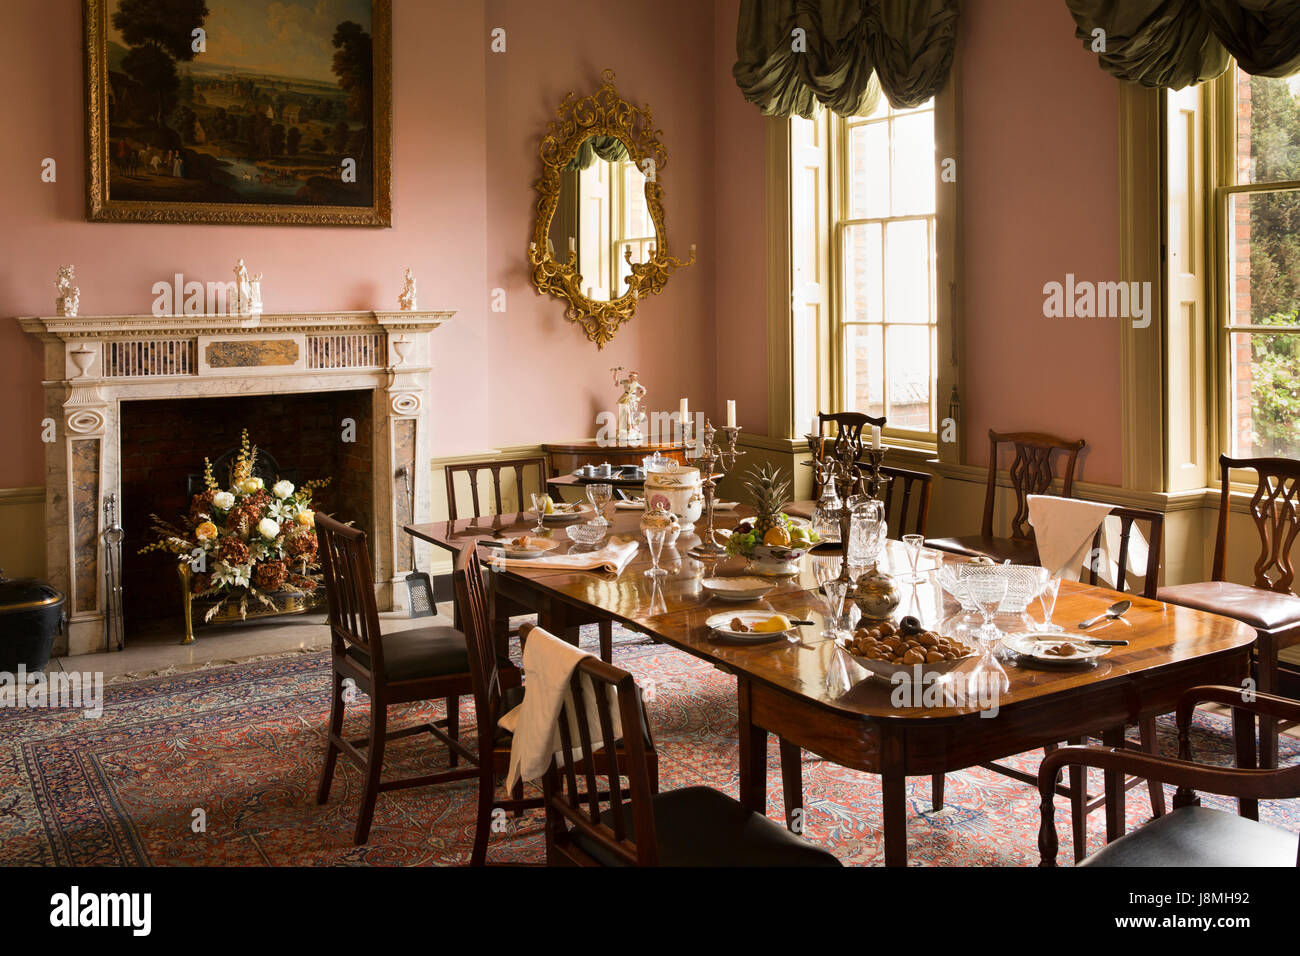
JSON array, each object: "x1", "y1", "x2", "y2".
[{"x1": 853, "y1": 564, "x2": 900, "y2": 621}]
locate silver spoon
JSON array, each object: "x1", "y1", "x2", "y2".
[{"x1": 1078, "y1": 599, "x2": 1131, "y2": 629}]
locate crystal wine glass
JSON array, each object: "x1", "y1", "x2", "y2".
[
  {"x1": 529, "y1": 492, "x2": 548, "y2": 534},
  {"x1": 963, "y1": 567, "x2": 1008, "y2": 645},
  {"x1": 586, "y1": 482, "x2": 613, "y2": 526},
  {"x1": 644, "y1": 525, "x2": 668, "y2": 577},
  {"x1": 902, "y1": 534, "x2": 925, "y2": 583},
  {"x1": 1037, "y1": 572, "x2": 1063, "y2": 632},
  {"x1": 811, "y1": 555, "x2": 848, "y2": 640}
]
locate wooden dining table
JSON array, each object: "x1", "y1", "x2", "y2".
[{"x1": 406, "y1": 507, "x2": 1257, "y2": 866}]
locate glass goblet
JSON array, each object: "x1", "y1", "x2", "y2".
[
  {"x1": 963, "y1": 568, "x2": 1008, "y2": 646},
  {"x1": 586, "y1": 482, "x2": 613, "y2": 526},
  {"x1": 644, "y1": 526, "x2": 668, "y2": 577},
  {"x1": 902, "y1": 534, "x2": 925, "y2": 583},
  {"x1": 1038, "y1": 573, "x2": 1064, "y2": 632},
  {"x1": 529, "y1": 492, "x2": 548, "y2": 533}
]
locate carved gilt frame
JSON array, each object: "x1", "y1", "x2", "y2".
[
  {"x1": 83, "y1": 0, "x2": 392, "y2": 226},
  {"x1": 529, "y1": 70, "x2": 694, "y2": 348}
]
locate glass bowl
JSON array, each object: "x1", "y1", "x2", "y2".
[
  {"x1": 565, "y1": 521, "x2": 608, "y2": 547},
  {"x1": 937, "y1": 562, "x2": 1047, "y2": 614}
]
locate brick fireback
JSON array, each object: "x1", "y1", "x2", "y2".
[{"x1": 119, "y1": 390, "x2": 375, "y2": 633}]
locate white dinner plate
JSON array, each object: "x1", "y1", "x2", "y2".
[
  {"x1": 1001, "y1": 632, "x2": 1111, "y2": 665},
  {"x1": 705, "y1": 610, "x2": 794, "y2": 642},
  {"x1": 701, "y1": 576, "x2": 776, "y2": 602}
]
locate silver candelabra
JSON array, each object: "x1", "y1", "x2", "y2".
[{"x1": 688, "y1": 420, "x2": 743, "y2": 559}]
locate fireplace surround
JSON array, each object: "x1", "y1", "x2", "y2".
[{"x1": 19, "y1": 309, "x2": 453, "y2": 655}]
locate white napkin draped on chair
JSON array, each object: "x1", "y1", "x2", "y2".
[
  {"x1": 492, "y1": 538, "x2": 640, "y2": 574},
  {"x1": 498, "y1": 625, "x2": 624, "y2": 791},
  {"x1": 1027, "y1": 494, "x2": 1148, "y2": 587}
]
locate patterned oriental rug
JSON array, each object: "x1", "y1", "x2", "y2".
[{"x1": 2, "y1": 631, "x2": 1296, "y2": 867}]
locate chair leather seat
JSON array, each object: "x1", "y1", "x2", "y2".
[
  {"x1": 571, "y1": 786, "x2": 842, "y2": 867},
  {"x1": 345, "y1": 625, "x2": 469, "y2": 682},
  {"x1": 1080, "y1": 805, "x2": 1298, "y2": 867},
  {"x1": 926, "y1": 534, "x2": 1039, "y2": 566},
  {"x1": 1157, "y1": 581, "x2": 1300, "y2": 635}
]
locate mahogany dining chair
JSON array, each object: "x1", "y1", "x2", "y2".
[
  {"x1": 1157, "y1": 454, "x2": 1300, "y2": 769},
  {"x1": 314, "y1": 513, "x2": 477, "y2": 845},
  {"x1": 926, "y1": 429, "x2": 1086, "y2": 565},
  {"x1": 542, "y1": 656, "x2": 842, "y2": 867},
  {"x1": 1038, "y1": 686, "x2": 1300, "y2": 866}
]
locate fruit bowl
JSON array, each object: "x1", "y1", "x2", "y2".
[{"x1": 747, "y1": 543, "x2": 809, "y2": 576}]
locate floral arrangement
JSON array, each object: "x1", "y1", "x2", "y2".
[{"x1": 141, "y1": 430, "x2": 330, "y2": 622}]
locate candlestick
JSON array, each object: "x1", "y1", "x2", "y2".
[{"x1": 688, "y1": 420, "x2": 744, "y2": 560}]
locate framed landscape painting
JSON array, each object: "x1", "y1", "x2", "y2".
[{"x1": 84, "y1": 0, "x2": 392, "y2": 226}]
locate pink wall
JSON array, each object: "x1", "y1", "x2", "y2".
[
  {"x1": 712, "y1": 0, "x2": 770, "y2": 438},
  {"x1": 959, "y1": 0, "x2": 1122, "y2": 484},
  {"x1": 0, "y1": 0, "x2": 718, "y2": 490},
  {"x1": 482, "y1": 0, "x2": 718, "y2": 449},
  {"x1": 0, "y1": 0, "x2": 1128, "y2": 491}
]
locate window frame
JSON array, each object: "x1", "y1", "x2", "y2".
[
  {"x1": 830, "y1": 102, "x2": 941, "y2": 443},
  {"x1": 1211, "y1": 66, "x2": 1300, "y2": 474},
  {"x1": 776, "y1": 74, "x2": 961, "y2": 457}
]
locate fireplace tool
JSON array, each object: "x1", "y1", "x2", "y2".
[
  {"x1": 102, "y1": 493, "x2": 125, "y2": 651},
  {"x1": 397, "y1": 466, "x2": 435, "y2": 618}
]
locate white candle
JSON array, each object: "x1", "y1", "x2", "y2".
[
  {"x1": 726, "y1": 400, "x2": 736, "y2": 428},
  {"x1": 569, "y1": 236, "x2": 576, "y2": 253},
  {"x1": 810, "y1": 416, "x2": 819, "y2": 437},
  {"x1": 872, "y1": 425, "x2": 882, "y2": 450},
  {"x1": 680, "y1": 398, "x2": 689, "y2": 422}
]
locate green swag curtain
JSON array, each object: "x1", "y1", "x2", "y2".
[
  {"x1": 565, "y1": 135, "x2": 630, "y2": 172},
  {"x1": 733, "y1": 0, "x2": 960, "y2": 118},
  {"x1": 1066, "y1": 0, "x2": 1300, "y2": 88}
]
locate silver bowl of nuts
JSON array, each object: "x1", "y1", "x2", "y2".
[{"x1": 839, "y1": 615, "x2": 978, "y2": 683}]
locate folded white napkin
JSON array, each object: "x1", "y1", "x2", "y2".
[
  {"x1": 492, "y1": 538, "x2": 639, "y2": 574},
  {"x1": 499, "y1": 626, "x2": 623, "y2": 790},
  {"x1": 1027, "y1": 494, "x2": 1114, "y2": 580}
]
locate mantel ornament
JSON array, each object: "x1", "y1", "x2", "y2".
[
  {"x1": 234, "y1": 259, "x2": 263, "y2": 317},
  {"x1": 55, "y1": 266, "x2": 80, "y2": 317},
  {"x1": 398, "y1": 268, "x2": 417, "y2": 311},
  {"x1": 528, "y1": 70, "x2": 695, "y2": 348}
]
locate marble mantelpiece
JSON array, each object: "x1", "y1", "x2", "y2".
[{"x1": 18, "y1": 309, "x2": 453, "y2": 655}]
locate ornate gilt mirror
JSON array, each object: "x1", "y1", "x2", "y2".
[{"x1": 529, "y1": 71, "x2": 694, "y2": 348}]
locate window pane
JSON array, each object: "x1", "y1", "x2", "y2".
[
  {"x1": 885, "y1": 325, "x2": 932, "y2": 430},
  {"x1": 1234, "y1": 67, "x2": 1300, "y2": 185},
  {"x1": 1228, "y1": 189, "x2": 1300, "y2": 326},
  {"x1": 1229, "y1": 330, "x2": 1300, "y2": 458},
  {"x1": 848, "y1": 121, "x2": 890, "y2": 219},
  {"x1": 843, "y1": 325, "x2": 884, "y2": 418},
  {"x1": 891, "y1": 111, "x2": 935, "y2": 216},
  {"x1": 884, "y1": 219, "x2": 931, "y2": 324},
  {"x1": 842, "y1": 222, "x2": 882, "y2": 324}
]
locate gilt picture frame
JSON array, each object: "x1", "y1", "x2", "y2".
[{"x1": 83, "y1": 0, "x2": 392, "y2": 226}]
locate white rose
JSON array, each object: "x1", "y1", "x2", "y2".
[
  {"x1": 272, "y1": 480, "x2": 295, "y2": 499},
  {"x1": 257, "y1": 517, "x2": 281, "y2": 540},
  {"x1": 212, "y1": 491, "x2": 235, "y2": 511}
]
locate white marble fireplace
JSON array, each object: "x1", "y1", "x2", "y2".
[{"x1": 19, "y1": 309, "x2": 452, "y2": 655}]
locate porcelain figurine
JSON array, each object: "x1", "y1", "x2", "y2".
[
  {"x1": 398, "y1": 268, "x2": 418, "y2": 311},
  {"x1": 234, "y1": 259, "x2": 263, "y2": 316},
  {"x1": 612, "y1": 366, "x2": 647, "y2": 445},
  {"x1": 55, "y1": 266, "x2": 80, "y2": 317}
]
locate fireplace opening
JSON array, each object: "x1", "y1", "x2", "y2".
[{"x1": 119, "y1": 391, "x2": 375, "y2": 640}]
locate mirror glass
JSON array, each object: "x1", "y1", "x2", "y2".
[{"x1": 547, "y1": 136, "x2": 655, "y2": 301}]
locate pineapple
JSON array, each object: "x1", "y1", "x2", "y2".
[{"x1": 743, "y1": 463, "x2": 791, "y2": 538}]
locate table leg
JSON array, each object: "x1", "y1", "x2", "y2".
[
  {"x1": 737, "y1": 679, "x2": 767, "y2": 815},
  {"x1": 882, "y1": 768, "x2": 907, "y2": 867},
  {"x1": 778, "y1": 737, "x2": 803, "y2": 831},
  {"x1": 1101, "y1": 726, "x2": 1126, "y2": 842}
]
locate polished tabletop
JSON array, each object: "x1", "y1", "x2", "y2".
[{"x1": 406, "y1": 508, "x2": 1257, "y2": 722}]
